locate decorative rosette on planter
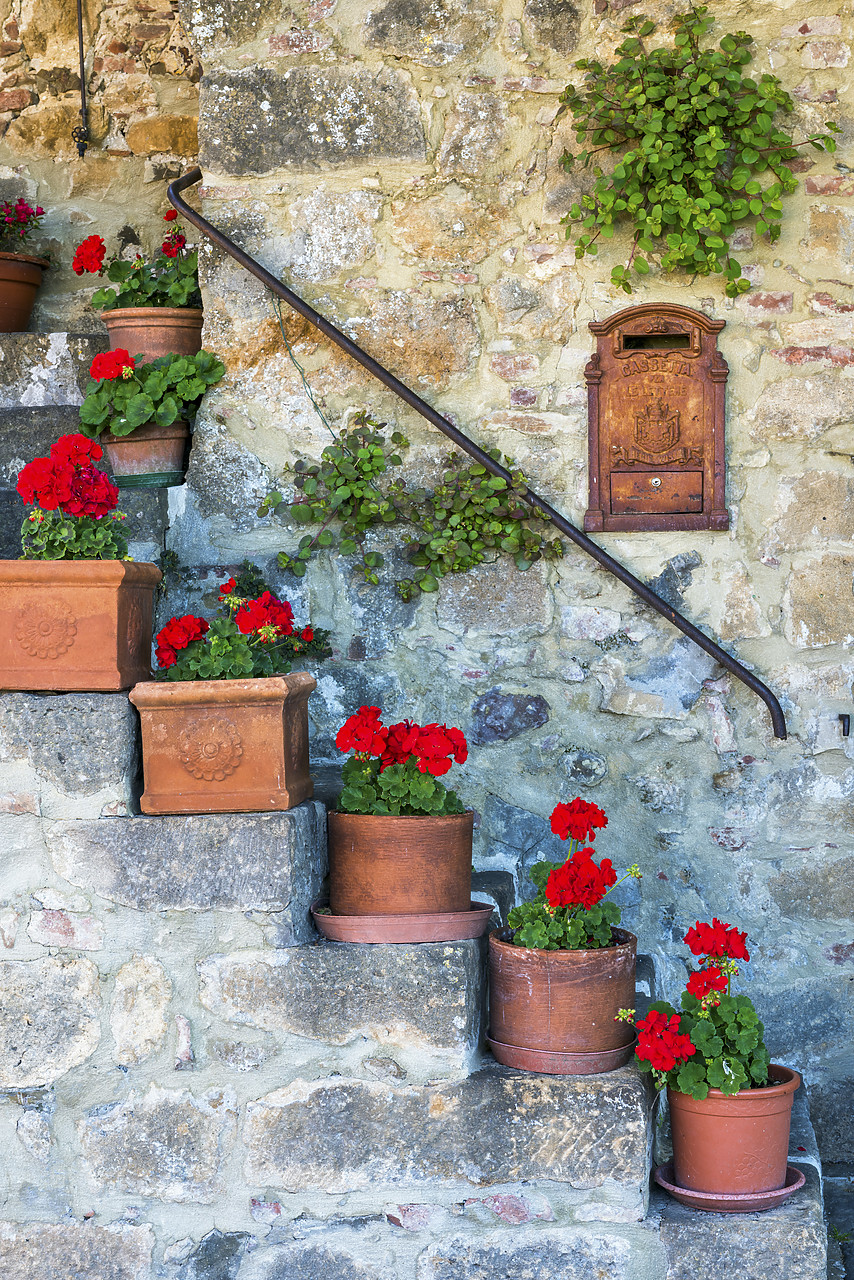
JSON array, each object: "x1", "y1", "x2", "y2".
[
  {"x1": 0, "y1": 197, "x2": 49, "y2": 333},
  {"x1": 0, "y1": 434, "x2": 161, "y2": 691},
  {"x1": 313, "y1": 706, "x2": 493, "y2": 944},
  {"x1": 78, "y1": 348, "x2": 225, "y2": 488},
  {"x1": 623, "y1": 917, "x2": 803, "y2": 1213},
  {"x1": 488, "y1": 798, "x2": 642, "y2": 1075},
  {"x1": 129, "y1": 568, "x2": 331, "y2": 815},
  {"x1": 72, "y1": 212, "x2": 203, "y2": 362}
]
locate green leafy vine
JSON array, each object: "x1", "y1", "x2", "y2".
[
  {"x1": 558, "y1": 6, "x2": 839, "y2": 295},
  {"x1": 258, "y1": 414, "x2": 564, "y2": 601}
]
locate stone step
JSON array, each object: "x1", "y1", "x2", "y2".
[
  {"x1": 44, "y1": 800, "x2": 327, "y2": 942},
  {"x1": 243, "y1": 1063, "x2": 655, "y2": 1220},
  {"x1": 0, "y1": 1084, "x2": 827, "y2": 1280},
  {"x1": 198, "y1": 938, "x2": 487, "y2": 1080},
  {"x1": 0, "y1": 690, "x2": 141, "y2": 818}
]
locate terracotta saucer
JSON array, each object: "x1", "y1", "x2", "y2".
[
  {"x1": 653, "y1": 1161, "x2": 806, "y2": 1214},
  {"x1": 486, "y1": 1033, "x2": 637, "y2": 1076},
  {"x1": 311, "y1": 899, "x2": 495, "y2": 944}
]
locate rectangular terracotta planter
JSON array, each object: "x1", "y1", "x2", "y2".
[
  {"x1": 0, "y1": 559, "x2": 161, "y2": 692},
  {"x1": 129, "y1": 673, "x2": 316, "y2": 815}
]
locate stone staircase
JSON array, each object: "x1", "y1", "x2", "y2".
[{"x1": 0, "y1": 684, "x2": 829, "y2": 1280}]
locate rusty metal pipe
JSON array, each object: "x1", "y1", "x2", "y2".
[{"x1": 167, "y1": 166, "x2": 787, "y2": 739}]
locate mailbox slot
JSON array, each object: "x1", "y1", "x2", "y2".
[
  {"x1": 622, "y1": 333, "x2": 691, "y2": 350},
  {"x1": 610, "y1": 471, "x2": 703, "y2": 515}
]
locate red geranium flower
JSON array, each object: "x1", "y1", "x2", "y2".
[
  {"x1": 635, "y1": 1009, "x2": 697, "y2": 1073},
  {"x1": 50, "y1": 435, "x2": 103, "y2": 465},
  {"x1": 234, "y1": 591, "x2": 293, "y2": 639},
  {"x1": 163, "y1": 209, "x2": 178, "y2": 222},
  {"x1": 686, "y1": 965, "x2": 728, "y2": 1001},
  {"x1": 405, "y1": 722, "x2": 469, "y2": 776},
  {"x1": 550, "y1": 797, "x2": 609, "y2": 844},
  {"x1": 684, "y1": 918, "x2": 750, "y2": 963},
  {"x1": 381, "y1": 719, "x2": 421, "y2": 771},
  {"x1": 89, "y1": 349, "x2": 135, "y2": 382},
  {"x1": 219, "y1": 576, "x2": 237, "y2": 596},
  {"x1": 155, "y1": 615, "x2": 209, "y2": 668},
  {"x1": 16, "y1": 434, "x2": 118, "y2": 518},
  {"x1": 72, "y1": 234, "x2": 106, "y2": 275},
  {"x1": 545, "y1": 847, "x2": 617, "y2": 911},
  {"x1": 161, "y1": 232, "x2": 186, "y2": 258},
  {"x1": 335, "y1": 706, "x2": 388, "y2": 757},
  {"x1": 300, "y1": 626, "x2": 314, "y2": 642}
]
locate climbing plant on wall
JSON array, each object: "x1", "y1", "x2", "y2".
[
  {"x1": 559, "y1": 6, "x2": 839, "y2": 295},
  {"x1": 259, "y1": 414, "x2": 563, "y2": 601}
]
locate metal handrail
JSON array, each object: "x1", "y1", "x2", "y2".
[{"x1": 168, "y1": 166, "x2": 787, "y2": 739}]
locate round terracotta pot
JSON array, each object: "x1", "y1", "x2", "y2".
[
  {"x1": 669, "y1": 1064, "x2": 800, "y2": 1195},
  {"x1": 0, "y1": 252, "x2": 49, "y2": 332},
  {"x1": 101, "y1": 306, "x2": 203, "y2": 362},
  {"x1": 327, "y1": 810, "x2": 474, "y2": 916},
  {"x1": 488, "y1": 928, "x2": 637, "y2": 1072},
  {"x1": 102, "y1": 419, "x2": 190, "y2": 488}
]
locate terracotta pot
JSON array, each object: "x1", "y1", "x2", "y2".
[
  {"x1": 0, "y1": 559, "x2": 161, "y2": 692},
  {"x1": 102, "y1": 419, "x2": 190, "y2": 488},
  {"x1": 0, "y1": 252, "x2": 50, "y2": 332},
  {"x1": 101, "y1": 307, "x2": 204, "y2": 362},
  {"x1": 129, "y1": 672, "x2": 315, "y2": 815},
  {"x1": 327, "y1": 810, "x2": 474, "y2": 916},
  {"x1": 668, "y1": 1064, "x2": 800, "y2": 1195},
  {"x1": 488, "y1": 928, "x2": 637, "y2": 1074}
]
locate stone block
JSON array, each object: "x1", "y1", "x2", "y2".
[
  {"x1": 768, "y1": 854, "x2": 854, "y2": 921},
  {"x1": 0, "y1": 1222, "x2": 153, "y2": 1280},
  {"x1": 342, "y1": 290, "x2": 479, "y2": 391},
  {"x1": 281, "y1": 188, "x2": 382, "y2": 283},
  {"x1": 416, "y1": 1229, "x2": 638, "y2": 1279},
  {"x1": 199, "y1": 67, "x2": 425, "y2": 174},
  {"x1": 125, "y1": 115, "x2": 199, "y2": 155},
  {"x1": 748, "y1": 372, "x2": 854, "y2": 443},
  {"x1": 364, "y1": 0, "x2": 498, "y2": 66},
  {"x1": 0, "y1": 691, "x2": 141, "y2": 818},
  {"x1": 244, "y1": 1064, "x2": 652, "y2": 1210},
  {"x1": 0, "y1": 333, "x2": 103, "y2": 407},
  {"x1": 438, "y1": 92, "x2": 506, "y2": 176},
  {"x1": 110, "y1": 955, "x2": 172, "y2": 1066},
  {"x1": 437, "y1": 561, "x2": 552, "y2": 638},
  {"x1": 388, "y1": 190, "x2": 520, "y2": 267},
  {"x1": 783, "y1": 555, "x2": 854, "y2": 648},
  {"x1": 47, "y1": 801, "x2": 326, "y2": 933},
  {"x1": 79, "y1": 1086, "x2": 237, "y2": 1203},
  {"x1": 809, "y1": 1075, "x2": 854, "y2": 1161},
  {"x1": 178, "y1": 0, "x2": 283, "y2": 55},
  {"x1": 469, "y1": 687, "x2": 550, "y2": 743},
  {"x1": 197, "y1": 939, "x2": 486, "y2": 1073},
  {"x1": 655, "y1": 1164, "x2": 826, "y2": 1280},
  {"x1": 0, "y1": 955, "x2": 100, "y2": 1088},
  {"x1": 240, "y1": 1241, "x2": 398, "y2": 1280},
  {"x1": 522, "y1": 0, "x2": 580, "y2": 55}
]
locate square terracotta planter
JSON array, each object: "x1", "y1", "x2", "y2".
[
  {"x1": 0, "y1": 559, "x2": 161, "y2": 692},
  {"x1": 129, "y1": 672, "x2": 316, "y2": 815}
]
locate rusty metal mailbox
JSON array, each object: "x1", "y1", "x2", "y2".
[{"x1": 584, "y1": 303, "x2": 728, "y2": 532}]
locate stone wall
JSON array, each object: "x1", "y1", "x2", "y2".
[
  {"x1": 0, "y1": 0, "x2": 852, "y2": 1255},
  {"x1": 0, "y1": 0, "x2": 200, "y2": 329},
  {"x1": 168, "y1": 0, "x2": 852, "y2": 1159}
]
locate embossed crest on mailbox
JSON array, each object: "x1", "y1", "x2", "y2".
[{"x1": 584, "y1": 303, "x2": 728, "y2": 532}]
